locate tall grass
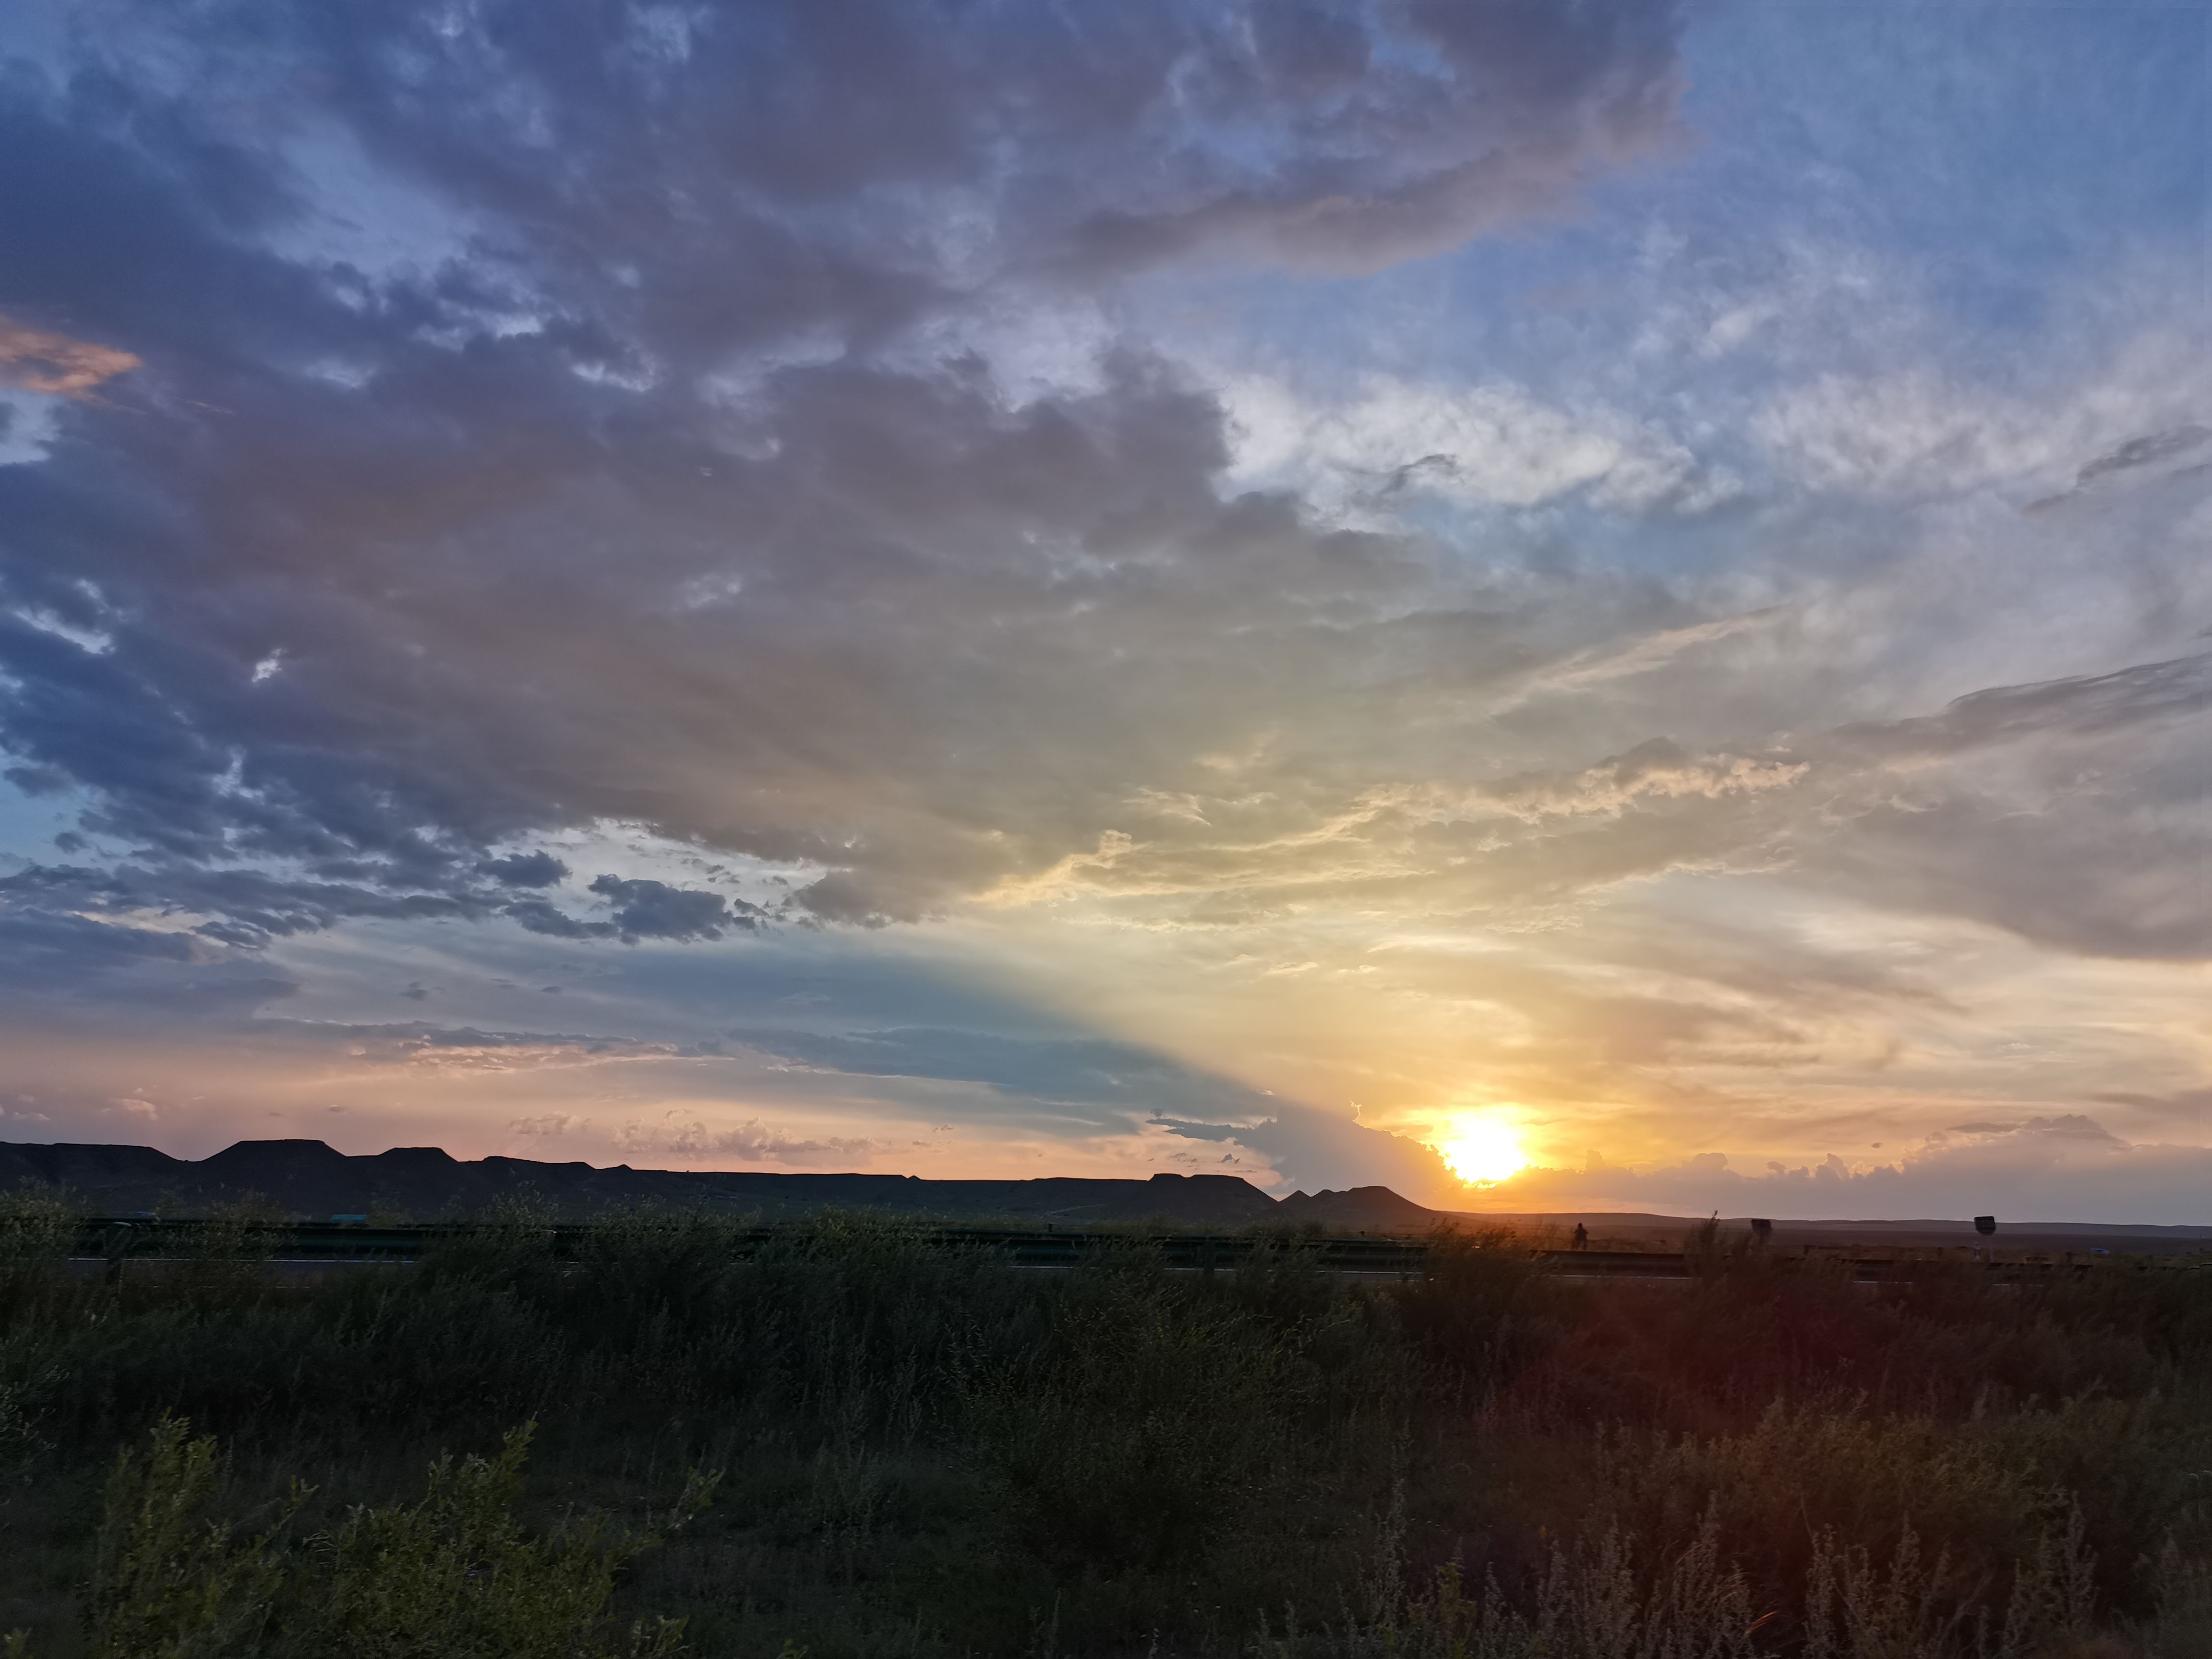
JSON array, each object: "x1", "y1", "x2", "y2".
[{"x1": 0, "y1": 1197, "x2": 2205, "y2": 1656}]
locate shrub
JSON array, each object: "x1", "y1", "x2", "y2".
[
  {"x1": 86, "y1": 1417, "x2": 288, "y2": 1659},
  {"x1": 0, "y1": 1214, "x2": 2205, "y2": 1656},
  {"x1": 80, "y1": 1419, "x2": 709, "y2": 1659}
]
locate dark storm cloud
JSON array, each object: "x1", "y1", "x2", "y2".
[
  {"x1": 587, "y1": 875, "x2": 761, "y2": 942},
  {"x1": 480, "y1": 851, "x2": 567, "y2": 889},
  {"x1": 0, "y1": 860, "x2": 489, "y2": 945},
  {"x1": 0, "y1": 856, "x2": 741, "y2": 958},
  {"x1": 0, "y1": 0, "x2": 1686, "y2": 976},
  {"x1": 503, "y1": 897, "x2": 602, "y2": 941}
]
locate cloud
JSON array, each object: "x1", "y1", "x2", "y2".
[
  {"x1": 1226, "y1": 374, "x2": 1738, "y2": 518},
  {"x1": 504, "y1": 898, "x2": 603, "y2": 941},
  {"x1": 728, "y1": 1025, "x2": 1280, "y2": 1135},
  {"x1": 1740, "y1": 294, "x2": 2211, "y2": 507},
  {"x1": 0, "y1": 861, "x2": 492, "y2": 948},
  {"x1": 0, "y1": 854, "x2": 757, "y2": 971},
  {"x1": 1800, "y1": 654, "x2": 2212, "y2": 959},
  {"x1": 1943, "y1": 1114, "x2": 2123, "y2": 1145},
  {"x1": 0, "y1": 317, "x2": 140, "y2": 400},
  {"x1": 480, "y1": 851, "x2": 568, "y2": 889},
  {"x1": 615, "y1": 1112, "x2": 872, "y2": 1168},
  {"x1": 1045, "y1": 0, "x2": 1689, "y2": 276},
  {"x1": 2024, "y1": 424, "x2": 2212, "y2": 513},
  {"x1": 1476, "y1": 740, "x2": 1807, "y2": 821},
  {"x1": 0, "y1": 0, "x2": 2203, "y2": 1208},
  {"x1": 2092, "y1": 1086, "x2": 2212, "y2": 1127},
  {"x1": 925, "y1": 632, "x2": 2206, "y2": 964},
  {"x1": 586, "y1": 875, "x2": 760, "y2": 943},
  {"x1": 259, "y1": 1020, "x2": 665, "y2": 1058},
  {"x1": 1155, "y1": 1106, "x2": 1463, "y2": 1202},
  {"x1": 2075, "y1": 425, "x2": 2212, "y2": 485},
  {"x1": 0, "y1": 0, "x2": 1698, "y2": 946},
  {"x1": 0, "y1": 900, "x2": 293, "y2": 1019},
  {"x1": 652, "y1": 1021, "x2": 1469, "y2": 1194},
  {"x1": 1828, "y1": 651, "x2": 2212, "y2": 761}
]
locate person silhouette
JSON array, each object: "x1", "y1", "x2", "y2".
[{"x1": 1572, "y1": 1222, "x2": 1588, "y2": 1250}]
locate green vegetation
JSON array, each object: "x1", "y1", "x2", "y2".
[
  {"x1": 0, "y1": 1193, "x2": 2207, "y2": 1657},
  {"x1": 86, "y1": 1417, "x2": 701, "y2": 1659}
]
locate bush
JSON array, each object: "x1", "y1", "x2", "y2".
[
  {"x1": 80, "y1": 1418, "x2": 707, "y2": 1659},
  {"x1": 86, "y1": 1417, "x2": 288, "y2": 1659},
  {"x1": 965, "y1": 1253, "x2": 1306, "y2": 1571},
  {"x1": 0, "y1": 1212, "x2": 2203, "y2": 1656}
]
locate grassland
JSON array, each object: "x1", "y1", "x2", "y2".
[{"x1": 0, "y1": 1193, "x2": 2207, "y2": 1658}]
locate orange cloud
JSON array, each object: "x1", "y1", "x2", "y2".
[{"x1": 0, "y1": 316, "x2": 140, "y2": 399}]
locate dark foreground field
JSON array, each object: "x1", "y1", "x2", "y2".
[{"x1": 1, "y1": 1197, "x2": 2208, "y2": 1658}]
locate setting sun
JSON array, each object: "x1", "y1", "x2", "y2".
[{"x1": 1435, "y1": 1116, "x2": 1528, "y2": 1186}]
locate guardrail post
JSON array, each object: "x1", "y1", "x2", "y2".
[{"x1": 103, "y1": 1221, "x2": 132, "y2": 1286}]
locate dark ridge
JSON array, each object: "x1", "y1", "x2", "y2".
[
  {"x1": 0, "y1": 1138, "x2": 1281, "y2": 1225},
  {"x1": 0, "y1": 1142, "x2": 183, "y2": 1188},
  {"x1": 1275, "y1": 1185, "x2": 1442, "y2": 1231},
  {"x1": 5, "y1": 1141, "x2": 2207, "y2": 1246}
]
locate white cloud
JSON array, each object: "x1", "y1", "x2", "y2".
[
  {"x1": 1221, "y1": 373, "x2": 1740, "y2": 520},
  {"x1": 1749, "y1": 326, "x2": 2208, "y2": 505},
  {"x1": 615, "y1": 1110, "x2": 874, "y2": 1167},
  {"x1": 1474, "y1": 743, "x2": 1808, "y2": 821}
]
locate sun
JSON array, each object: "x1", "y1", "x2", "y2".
[{"x1": 1436, "y1": 1116, "x2": 1527, "y2": 1186}]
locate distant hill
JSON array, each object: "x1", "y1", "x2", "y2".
[
  {"x1": 4, "y1": 1141, "x2": 2206, "y2": 1249},
  {"x1": 0, "y1": 1139, "x2": 1283, "y2": 1225},
  {"x1": 1274, "y1": 1185, "x2": 1444, "y2": 1232}
]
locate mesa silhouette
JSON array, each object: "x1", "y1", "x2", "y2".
[
  {"x1": 0, "y1": 1137, "x2": 1440, "y2": 1229},
  {"x1": 8, "y1": 1140, "x2": 2209, "y2": 1250}
]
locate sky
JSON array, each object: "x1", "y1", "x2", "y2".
[{"x1": 0, "y1": 0, "x2": 2208, "y2": 1222}]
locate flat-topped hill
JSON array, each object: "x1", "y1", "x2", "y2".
[
  {"x1": 4, "y1": 1141, "x2": 2207, "y2": 1249},
  {"x1": 0, "y1": 1138, "x2": 1287, "y2": 1225}
]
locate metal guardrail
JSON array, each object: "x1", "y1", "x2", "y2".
[
  {"x1": 69, "y1": 1221, "x2": 2178, "y2": 1280},
  {"x1": 72, "y1": 1219, "x2": 1435, "y2": 1273}
]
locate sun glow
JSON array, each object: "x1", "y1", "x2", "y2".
[{"x1": 1436, "y1": 1116, "x2": 1527, "y2": 1186}]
